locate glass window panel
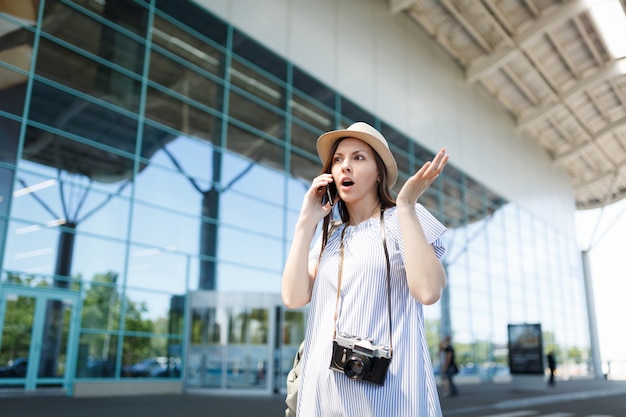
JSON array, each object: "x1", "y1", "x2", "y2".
[
  {"x1": 225, "y1": 307, "x2": 270, "y2": 389},
  {"x1": 0, "y1": 294, "x2": 34, "y2": 373},
  {"x1": 38, "y1": 296, "x2": 75, "y2": 379},
  {"x1": 155, "y1": 0, "x2": 228, "y2": 47},
  {"x1": 218, "y1": 228, "x2": 282, "y2": 272},
  {"x1": 382, "y1": 124, "x2": 412, "y2": 179},
  {"x1": 3, "y1": 219, "x2": 60, "y2": 280},
  {"x1": 287, "y1": 177, "x2": 307, "y2": 212},
  {"x1": 11, "y1": 168, "x2": 65, "y2": 221},
  {"x1": 67, "y1": 235, "x2": 124, "y2": 291},
  {"x1": 75, "y1": 333, "x2": 118, "y2": 378},
  {"x1": 227, "y1": 308, "x2": 268, "y2": 345},
  {"x1": 187, "y1": 344, "x2": 224, "y2": 387},
  {"x1": 220, "y1": 192, "x2": 283, "y2": 238},
  {"x1": 123, "y1": 289, "x2": 186, "y2": 338},
  {"x1": 144, "y1": 84, "x2": 220, "y2": 135},
  {"x1": 34, "y1": 43, "x2": 143, "y2": 115},
  {"x1": 231, "y1": 58, "x2": 284, "y2": 108},
  {"x1": 290, "y1": 152, "x2": 320, "y2": 185},
  {"x1": 13, "y1": 166, "x2": 133, "y2": 241},
  {"x1": 232, "y1": 30, "x2": 287, "y2": 82},
  {"x1": 0, "y1": 168, "x2": 15, "y2": 223},
  {"x1": 290, "y1": 119, "x2": 323, "y2": 159},
  {"x1": 279, "y1": 310, "x2": 307, "y2": 391},
  {"x1": 227, "y1": 101, "x2": 285, "y2": 167},
  {"x1": 26, "y1": 92, "x2": 139, "y2": 171},
  {"x1": 340, "y1": 97, "x2": 374, "y2": 127},
  {"x1": 73, "y1": 193, "x2": 131, "y2": 241},
  {"x1": 42, "y1": 0, "x2": 148, "y2": 72},
  {"x1": 130, "y1": 202, "x2": 200, "y2": 254},
  {"x1": 190, "y1": 307, "x2": 222, "y2": 345},
  {"x1": 127, "y1": 245, "x2": 188, "y2": 293},
  {"x1": 217, "y1": 263, "x2": 281, "y2": 294},
  {"x1": 293, "y1": 66, "x2": 335, "y2": 108},
  {"x1": 282, "y1": 311, "x2": 305, "y2": 346},
  {"x1": 0, "y1": 45, "x2": 28, "y2": 117},
  {"x1": 291, "y1": 95, "x2": 333, "y2": 132},
  {"x1": 152, "y1": 15, "x2": 224, "y2": 78},
  {"x1": 134, "y1": 160, "x2": 205, "y2": 215},
  {"x1": 226, "y1": 344, "x2": 268, "y2": 388},
  {"x1": 81, "y1": 277, "x2": 122, "y2": 331},
  {"x1": 121, "y1": 336, "x2": 175, "y2": 378},
  {"x1": 223, "y1": 157, "x2": 285, "y2": 205}
]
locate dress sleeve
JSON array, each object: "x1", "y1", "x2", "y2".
[{"x1": 415, "y1": 203, "x2": 447, "y2": 259}]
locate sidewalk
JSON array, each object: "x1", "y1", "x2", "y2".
[
  {"x1": 1, "y1": 378, "x2": 626, "y2": 417},
  {"x1": 439, "y1": 378, "x2": 626, "y2": 415}
]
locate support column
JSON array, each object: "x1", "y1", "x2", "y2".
[{"x1": 581, "y1": 250, "x2": 604, "y2": 379}]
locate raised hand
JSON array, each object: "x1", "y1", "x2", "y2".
[{"x1": 397, "y1": 148, "x2": 449, "y2": 207}]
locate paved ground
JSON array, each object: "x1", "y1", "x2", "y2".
[{"x1": 2, "y1": 378, "x2": 626, "y2": 417}]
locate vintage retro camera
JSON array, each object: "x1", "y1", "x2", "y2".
[{"x1": 329, "y1": 333, "x2": 392, "y2": 386}]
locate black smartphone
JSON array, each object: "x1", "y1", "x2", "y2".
[{"x1": 322, "y1": 183, "x2": 336, "y2": 206}]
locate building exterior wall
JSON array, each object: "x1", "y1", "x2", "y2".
[
  {"x1": 200, "y1": 0, "x2": 576, "y2": 235},
  {"x1": 0, "y1": 0, "x2": 591, "y2": 397}
]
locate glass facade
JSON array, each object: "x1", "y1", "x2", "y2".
[{"x1": 0, "y1": 0, "x2": 591, "y2": 394}]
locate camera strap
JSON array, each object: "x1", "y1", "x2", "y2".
[{"x1": 332, "y1": 208, "x2": 393, "y2": 356}]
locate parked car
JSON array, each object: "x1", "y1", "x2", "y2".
[
  {"x1": 85, "y1": 358, "x2": 116, "y2": 378},
  {"x1": 127, "y1": 357, "x2": 168, "y2": 377},
  {"x1": 0, "y1": 358, "x2": 28, "y2": 377}
]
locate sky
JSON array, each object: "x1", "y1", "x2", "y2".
[{"x1": 575, "y1": 198, "x2": 626, "y2": 363}]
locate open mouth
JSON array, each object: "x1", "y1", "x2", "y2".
[{"x1": 342, "y1": 180, "x2": 354, "y2": 187}]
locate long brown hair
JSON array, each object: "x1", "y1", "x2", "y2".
[{"x1": 319, "y1": 137, "x2": 396, "y2": 251}]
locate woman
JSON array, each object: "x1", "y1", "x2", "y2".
[{"x1": 282, "y1": 122, "x2": 449, "y2": 416}]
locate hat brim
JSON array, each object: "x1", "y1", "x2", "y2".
[{"x1": 317, "y1": 129, "x2": 398, "y2": 188}]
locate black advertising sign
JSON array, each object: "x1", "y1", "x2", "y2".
[{"x1": 507, "y1": 323, "x2": 544, "y2": 375}]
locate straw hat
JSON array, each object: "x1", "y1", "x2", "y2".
[{"x1": 316, "y1": 122, "x2": 398, "y2": 187}]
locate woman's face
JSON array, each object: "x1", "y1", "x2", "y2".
[{"x1": 331, "y1": 138, "x2": 380, "y2": 205}]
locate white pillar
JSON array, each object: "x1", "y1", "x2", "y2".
[{"x1": 581, "y1": 250, "x2": 604, "y2": 379}]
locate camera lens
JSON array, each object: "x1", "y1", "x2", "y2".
[{"x1": 344, "y1": 354, "x2": 369, "y2": 380}]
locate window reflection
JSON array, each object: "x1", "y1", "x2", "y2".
[
  {"x1": 123, "y1": 289, "x2": 185, "y2": 336},
  {"x1": 81, "y1": 275, "x2": 122, "y2": 331},
  {"x1": 220, "y1": 192, "x2": 283, "y2": 238},
  {"x1": 226, "y1": 114, "x2": 285, "y2": 170},
  {"x1": 121, "y1": 335, "x2": 180, "y2": 378},
  {"x1": 218, "y1": 229, "x2": 282, "y2": 272},
  {"x1": 130, "y1": 204, "x2": 199, "y2": 254},
  {"x1": 76, "y1": 333, "x2": 119, "y2": 379},
  {"x1": 216, "y1": 264, "x2": 280, "y2": 294}
]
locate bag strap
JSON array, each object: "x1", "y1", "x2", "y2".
[{"x1": 332, "y1": 209, "x2": 393, "y2": 356}]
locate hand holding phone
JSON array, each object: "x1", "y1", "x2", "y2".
[{"x1": 321, "y1": 183, "x2": 336, "y2": 206}]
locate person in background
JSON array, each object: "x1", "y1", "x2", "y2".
[
  {"x1": 547, "y1": 350, "x2": 557, "y2": 386},
  {"x1": 282, "y1": 122, "x2": 449, "y2": 416},
  {"x1": 441, "y1": 335, "x2": 458, "y2": 397}
]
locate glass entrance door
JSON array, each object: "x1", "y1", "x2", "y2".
[{"x1": 0, "y1": 284, "x2": 80, "y2": 395}]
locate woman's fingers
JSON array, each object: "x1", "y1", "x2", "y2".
[
  {"x1": 398, "y1": 149, "x2": 449, "y2": 205},
  {"x1": 417, "y1": 149, "x2": 448, "y2": 179}
]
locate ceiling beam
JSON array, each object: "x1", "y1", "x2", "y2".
[
  {"x1": 389, "y1": 0, "x2": 416, "y2": 14},
  {"x1": 574, "y1": 160, "x2": 626, "y2": 189},
  {"x1": 438, "y1": 0, "x2": 492, "y2": 52},
  {"x1": 555, "y1": 115, "x2": 626, "y2": 163},
  {"x1": 466, "y1": 0, "x2": 594, "y2": 83},
  {"x1": 517, "y1": 57, "x2": 626, "y2": 129}
]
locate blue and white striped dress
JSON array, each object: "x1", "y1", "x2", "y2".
[{"x1": 298, "y1": 204, "x2": 446, "y2": 417}]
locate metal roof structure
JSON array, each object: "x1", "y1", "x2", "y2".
[{"x1": 389, "y1": 0, "x2": 626, "y2": 210}]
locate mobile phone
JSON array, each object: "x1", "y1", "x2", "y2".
[{"x1": 322, "y1": 183, "x2": 336, "y2": 206}]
